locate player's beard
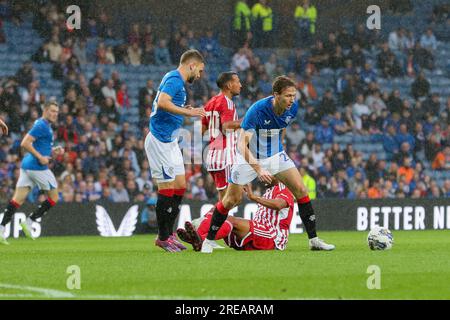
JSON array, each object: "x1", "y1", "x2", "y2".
[{"x1": 187, "y1": 75, "x2": 196, "y2": 84}]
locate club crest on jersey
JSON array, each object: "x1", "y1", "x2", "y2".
[
  {"x1": 232, "y1": 170, "x2": 240, "y2": 182},
  {"x1": 285, "y1": 116, "x2": 292, "y2": 124}
]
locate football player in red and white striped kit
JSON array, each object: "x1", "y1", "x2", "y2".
[
  {"x1": 201, "y1": 72, "x2": 242, "y2": 200},
  {"x1": 177, "y1": 179, "x2": 294, "y2": 251}
]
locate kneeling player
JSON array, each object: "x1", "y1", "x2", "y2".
[{"x1": 177, "y1": 180, "x2": 294, "y2": 251}]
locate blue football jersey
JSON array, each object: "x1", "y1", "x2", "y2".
[
  {"x1": 150, "y1": 70, "x2": 187, "y2": 142},
  {"x1": 21, "y1": 118, "x2": 54, "y2": 171},
  {"x1": 241, "y1": 96, "x2": 299, "y2": 159}
]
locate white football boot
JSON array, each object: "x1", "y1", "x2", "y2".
[
  {"x1": 201, "y1": 239, "x2": 225, "y2": 253},
  {"x1": 309, "y1": 237, "x2": 335, "y2": 251}
]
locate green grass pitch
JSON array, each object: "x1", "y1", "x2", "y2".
[{"x1": 1, "y1": 230, "x2": 449, "y2": 300}]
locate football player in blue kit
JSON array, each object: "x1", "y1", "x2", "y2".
[
  {"x1": 0, "y1": 102, "x2": 64, "y2": 245},
  {"x1": 145, "y1": 49, "x2": 207, "y2": 252},
  {"x1": 201, "y1": 76, "x2": 335, "y2": 253}
]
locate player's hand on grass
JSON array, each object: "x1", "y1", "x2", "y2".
[
  {"x1": 0, "y1": 119, "x2": 8, "y2": 135},
  {"x1": 257, "y1": 168, "x2": 273, "y2": 185},
  {"x1": 38, "y1": 156, "x2": 51, "y2": 166},
  {"x1": 185, "y1": 106, "x2": 206, "y2": 118}
]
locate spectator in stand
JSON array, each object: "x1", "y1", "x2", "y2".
[
  {"x1": 330, "y1": 111, "x2": 351, "y2": 135},
  {"x1": 420, "y1": 28, "x2": 438, "y2": 53},
  {"x1": 413, "y1": 42, "x2": 434, "y2": 70},
  {"x1": 377, "y1": 42, "x2": 402, "y2": 78},
  {"x1": 423, "y1": 93, "x2": 441, "y2": 116},
  {"x1": 315, "y1": 118, "x2": 334, "y2": 144},
  {"x1": 388, "y1": 29, "x2": 407, "y2": 67},
  {"x1": 297, "y1": 75, "x2": 317, "y2": 103},
  {"x1": 353, "y1": 23, "x2": 369, "y2": 50},
  {"x1": 154, "y1": 39, "x2": 172, "y2": 65},
  {"x1": 139, "y1": 80, "x2": 156, "y2": 107},
  {"x1": 15, "y1": 61, "x2": 36, "y2": 88},
  {"x1": 142, "y1": 41, "x2": 155, "y2": 65},
  {"x1": 128, "y1": 23, "x2": 141, "y2": 45},
  {"x1": 346, "y1": 43, "x2": 365, "y2": 70},
  {"x1": 251, "y1": 0, "x2": 273, "y2": 47},
  {"x1": 411, "y1": 71, "x2": 430, "y2": 100},
  {"x1": 116, "y1": 84, "x2": 130, "y2": 109},
  {"x1": 395, "y1": 123, "x2": 415, "y2": 151},
  {"x1": 111, "y1": 180, "x2": 130, "y2": 203},
  {"x1": 241, "y1": 72, "x2": 259, "y2": 101},
  {"x1": 101, "y1": 79, "x2": 118, "y2": 107},
  {"x1": 285, "y1": 122, "x2": 306, "y2": 149},
  {"x1": 352, "y1": 94, "x2": 370, "y2": 131},
  {"x1": 199, "y1": 29, "x2": 220, "y2": 58},
  {"x1": 386, "y1": 89, "x2": 403, "y2": 114},
  {"x1": 309, "y1": 39, "x2": 329, "y2": 70},
  {"x1": 383, "y1": 125, "x2": 399, "y2": 160},
  {"x1": 73, "y1": 38, "x2": 87, "y2": 65},
  {"x1": 294, "y1": 0, "x2": 317, "y2": 47},
  {"x1": 288, "y1": 47, "x2": 308, "y2": 75},
  {"x1": 232, "y1": 0, "x2": 252, "y2": 48},
  {"x1": 365, "y1": 90, "x2": 386, "y2": 115},
  {"x1": 231, "y1": 47, "x2": 251, "y2": 72},
  {"x1": 303, "y1": 104, "x2": 321, "y2": 125},
  {"x1": 127, "y1": 42, "x2": 142, "y2": 66},
  {"x1": 318, "y1": 89, "x2": 336, "y2": 118},
  {"x1": 47, "y1": 34, "x2": 62, "y2": 63},
  {"x1": 264, "y1": 53, "x2": 278, "y2": 79},
  {"x1": 367, "y1": 178, "x2": 383, "y2": 199},
  {"x1": 394, "y1": 142, "x2": 414, "y2": 165},
  {"x1": 398, "y1": 157, "x2": 415, "y2": 184},
  {"x1": 359, "y1": 62, "x2": 377, "y2": 85},
  {"x1": 432, "y1": 146, "x2": 450, "y2": 170}
]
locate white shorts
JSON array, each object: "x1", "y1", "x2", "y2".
[
  {"x1": 17, "y1": 169, "x2": 58, "y2": 191},
  {"x1": 229, "y1": 151, "x2": 296, "y2": 185},
  {"x1": 145, "y1": 131, "x2": 185, "y2": 183}
]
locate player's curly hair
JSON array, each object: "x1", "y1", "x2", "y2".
[{"x1": 272, "y1": 76, "x2": 296, "y2": 95}]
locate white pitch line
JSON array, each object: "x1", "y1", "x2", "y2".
[
  {"x1": 0, "y1": 294, "x2": 36, "y2": 298},
  {"x1": 0, "y1": 283, "x2": 75, "y2": 298},
  {"x1": 0, "y1": 283, "x2": 343, "y2": 300}
]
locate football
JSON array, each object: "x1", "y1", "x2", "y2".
[{"x1": 367, "y1": 227, "x2": 394, "y2": 250}]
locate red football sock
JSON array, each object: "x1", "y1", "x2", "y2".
[{"x1": 197, "y1": 214, "x2": 232, "y2": 241}]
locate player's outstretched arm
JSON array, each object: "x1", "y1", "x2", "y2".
[
  {"x1": 244, "y1": 184, "x2": 288, "y2": 211},
  {"x1": 158, "y1": 92, "x2": 206, "y2": 117},
  {"x1": 0, "y1": 118, "x2": 8, "y2": 135},
  {"x1": 21, "y1": 134, "x2": 50, "y2": 165}
]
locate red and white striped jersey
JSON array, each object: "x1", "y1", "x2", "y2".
[
  {"x1": 202, "y1": 93, "x2": 239, "y2": 171},
  {"x1": 253, "y1": 183, "x2": 295, "y2": 250}
]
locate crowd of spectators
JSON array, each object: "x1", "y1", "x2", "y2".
[{"x1": 0, "y1": 1, "x2": 449, "y2": 205}]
